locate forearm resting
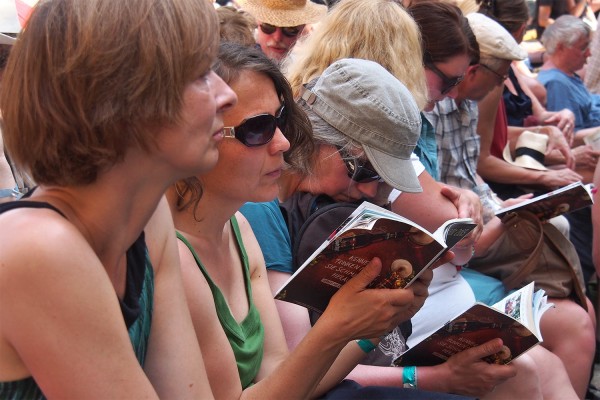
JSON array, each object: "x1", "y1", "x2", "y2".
[{"x1": 477, "y1": 155, "x2": 542, "y2": 185}]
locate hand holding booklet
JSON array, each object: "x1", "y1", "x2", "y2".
[
  {"x1": 394, "y1": 282, "x2": 553, "y2": 366},
  {"x1": 274, "y1": 201, "x2": 477, "y2": 314}
]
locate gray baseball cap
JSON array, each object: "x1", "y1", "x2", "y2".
[{"x1": 300, "y1": 58, "x2": 422, "y2": 192}]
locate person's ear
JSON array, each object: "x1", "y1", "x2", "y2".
[{"x1": 466, "y1": 64, "x2": 480, "y2": 79}]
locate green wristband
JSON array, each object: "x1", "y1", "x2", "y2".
[
  {"x1": 355, "y1": 339, "x2": 376, "y2": 353},
  {"x1": 402, "y1": 365, "x2": 417, "y2": 388}
]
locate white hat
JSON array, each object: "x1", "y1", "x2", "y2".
[
  {"x1": 466, "y1": 13, "x2": 527, "y2": 61},
  {"x1": 238, "y1": 0, "x2": 326, "y2": 27},
  {"x1": 503, "y1": 130, "x2": 548, "y2": 170}
]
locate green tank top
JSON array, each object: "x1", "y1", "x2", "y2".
[{"x1": 176, "y1": 216, "x2": 265, "y2": 389}]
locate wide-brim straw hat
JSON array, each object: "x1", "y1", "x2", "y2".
[
  {"x1": 503, "y1": 130, "x2": 548, "y2": 171},
  {"x1": 238, "y1": 0, "x2": 327, "y2": 27}
]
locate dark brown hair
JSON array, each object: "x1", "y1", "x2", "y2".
[{"x1": 409, "y1": 0, "x2": 480, "y2": 65}]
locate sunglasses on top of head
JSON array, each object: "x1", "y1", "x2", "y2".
[
  {"x1": 337, "y1": 147, "x2": 381, "y2": 183},
  {"x1": 223, "y1": 104, "x2": 286, "y2": 147},
  {"x1": 259, "y1": 23, "x2": 304, "y2": 38},
  {"x1": 425, "y1": 61, "x2": 464, "y2": 95}
]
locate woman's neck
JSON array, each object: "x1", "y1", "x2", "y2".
[
  {"x1": 170, "y1": 188, "x2": 242, "y2": 245},
  {"x1": 32, "y1": 161, "x2": 170, "y2": 270}
]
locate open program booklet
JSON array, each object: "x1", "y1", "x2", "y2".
[
  {"x1": 274, "y1": 201, "x2": 476, "y2": 314},
  {"x1": 394, "y1": 282, "x2": 553, "y2": 366},
  {"x1": 495, "y1": 181, "x2": 594, "y2": 221}
]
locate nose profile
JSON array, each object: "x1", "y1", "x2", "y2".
[{"x1": 270, "y1": 127, "x2": 290, "y2": 153}]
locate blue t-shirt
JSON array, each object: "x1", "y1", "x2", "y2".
[
  {"x1": 414, "y1": 114, "x2": 439, "y2": 181},
  {"x1": 240, "y1": 200, "x2": 293, "y2": 274},
  {"x1": 537, "y1": 68, "x2": 600, "y2": 129}
]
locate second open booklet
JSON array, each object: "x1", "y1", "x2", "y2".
[
  {"x1": 394, "y1": 282, "x2": 553, "y2": 366},
  {"x1": 274, "y1": 201, "x2": 477, "y2": 314}
]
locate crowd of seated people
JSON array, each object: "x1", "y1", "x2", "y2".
[{"x1": 0, "y1": 0, "x2": 598, "y2": 399}]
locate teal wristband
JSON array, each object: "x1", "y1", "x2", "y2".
[
  {"x1": 402, "y1": 365, "x2": 417, "y2": 388},
  {"x1": 355, "y1": 339, "x2": 376, "y2": 353}
]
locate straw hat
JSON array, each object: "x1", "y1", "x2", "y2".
[
  {"x1": 238, "y1": 0, "x2": 327, "y2": 27},
  {"x1": 503, "y1": 130, "x2": 548, "y2": 170}
]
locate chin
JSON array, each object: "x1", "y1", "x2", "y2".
[
  {"x1": 197, "y1": 150, "x2": 220, "y2": 175},
  {"x1": 247, "y1": 186, "x2": 279, "y2": 203}
]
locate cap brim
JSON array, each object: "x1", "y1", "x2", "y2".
[
  {"x1": 0, "y1": 33, "x2": 15, "y2": 45},
  {"x1": 363, "y1": 146, "x2": 422, "y2": 193},
  {"x1": 502, "y1": 143, "x2": 547, "y2": 170}
]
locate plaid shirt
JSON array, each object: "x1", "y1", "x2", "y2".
[{"x1": 425, "y1": 98, "x2": 480, "y2": 190}]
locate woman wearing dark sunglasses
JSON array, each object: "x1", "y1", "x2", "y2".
[{"x1": 167, "y1": 43, "x2": 465, "y2": 399}]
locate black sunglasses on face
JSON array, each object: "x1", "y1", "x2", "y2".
[
  {"x1": 223, "y1": 105, "x2": 286, "y2": 147},
  {"x1": 259, "y1": 23, "x2": 304, "y2": 38},
  {"x1": 425, "y1": 62, "x2": 464, "y2": 95},
  {"x1": 337, "y1": 148, "x2": 381, "y2": 183}
]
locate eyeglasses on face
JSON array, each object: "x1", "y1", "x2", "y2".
[
  {"x1": 223, "y1": 105, "x2": 286, "y2": 147},
  {"x1": 259, "y1": 23, "x2": 304, "y2": 38},
  {"x1": 337, "y1": 147, "x2": 381, "y2": 183},
  {"x1": 425, "y1": 61, "x2": 464, "y2": 95},
  {"x1": 478, "y1": 63, "x2": 508, "y2": 85}
]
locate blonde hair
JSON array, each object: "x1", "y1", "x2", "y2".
[{"x1": 286, "y1": 0, "x2": 427, "y2": 110}]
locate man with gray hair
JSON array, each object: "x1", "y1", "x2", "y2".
[{"x1": 538, "y1": 15, "x2": 600, "y2": 132}]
